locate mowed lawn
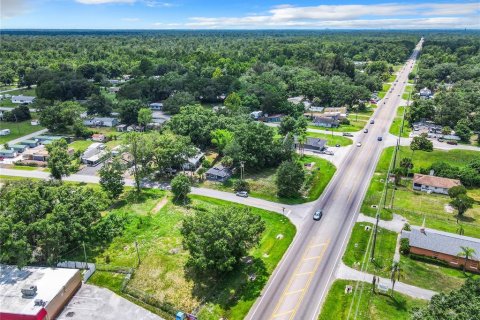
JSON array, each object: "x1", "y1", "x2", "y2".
[
  {"x1": 201, "y1": 155, "x2": 336, "y2": 204},
  {"x1": 389, "y1": 106, "x2": 411, "y2": 138},
  {"x1": 306, "y1": 131, "x2": 353, "y2": 146},
  {"x1": 0, "y1": 120, "x2": 44, "y2": 144},
  {"x1": 88, "y1": 190, "x2": 296, "y2": 320},
  {"x1": 343, "y1": 223, "x2": 397, "y2": 278},
  {"x1": 361, "y1": 147, "x2": 480, "y2": 222},
  {"x1": 318, "y1": 280, "x2": 426, "y2": 320}
]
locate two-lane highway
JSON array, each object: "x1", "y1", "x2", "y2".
[{"x1": 247, "y1": 39, "x2": 423, "y2": 320}]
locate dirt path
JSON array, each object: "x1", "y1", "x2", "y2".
[{"x1": 151, "y1": 197, "x2": 168, "y2": 214}]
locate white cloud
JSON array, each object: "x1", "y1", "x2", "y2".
[
  {"x1": 1, "y1": 0, "x2": 30, "y2": 19},
  {"x1": 184, "y1": 2, "x2": 480, "y2": 29},
  {"x1": 145, "y1": 1, "x2": 175, "y2": 7}
]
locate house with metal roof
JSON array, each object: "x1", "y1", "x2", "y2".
[
  {"x1": 11, "y1": 95, "x2": 36, "y2": 104},
  {"x1": 0, "y1": 149, "x2": 18, "y2": 158},
  {"x1": 401, "y1": 226, "x2": 480, "y2": 273},
  {"x1": 412, "y1": 173, "x2": 461, "y2": 195},
  {"x1": 206, "y1": 164, "x2": 232, "y2": 182},
  {"x1": 294, "y1": 136, "x2": 327, "y2": 152}
]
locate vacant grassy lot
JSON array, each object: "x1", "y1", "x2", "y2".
[
  {"x1": 306, "y1": 131, "x2": 353, "y2": 146},
  {"x1": 318, "y1": 279, "x2": 426, "y2": 320},
  {"x1": 87, "y1": 191, "x2": 295, "y2": 320},
  {"x1": 389, "y1": 106, "x2": 411, "y2": 138},
  {"x1": 70, "y1": 139, "x2": 95, "y2": 152},
  {"x1": 378, "y1": 83, "x2": 392, "y2": 99},
  {"x1": 400, "y1": 254, "x2": 477, "y2": 293},
  {"x1": 0, "y1": 120, "x2": 45, "y2": 144},
  {"x1": 201, "y1": 155, "x2": 336, "y2": 204},
  {"x1": 343, "y1": 223, "x2": 397, "y2": 278}
]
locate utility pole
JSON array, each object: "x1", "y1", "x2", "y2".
[
  {"x1": 371, "y1": 213, "x2": 380, "y2": 261},
  {"x1": 240, "y1": 161, "x2": 245, "y2": 181},
  {"x1": 134, "y1": 240, "x2": 141, "y2": 266},
  {"x1": 82, "y1": 242, "x2": 88, "y2": 269}
]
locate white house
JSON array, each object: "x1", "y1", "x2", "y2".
[
  {"x1": 412, "y1": 173, "x2": 461, "y2": 195},
  {"x1": 419, "y1": 87, "x2": 432, "y2": 98},
  {"x1": 11, "y1": 95, "x2": 35, "y2": 104}
]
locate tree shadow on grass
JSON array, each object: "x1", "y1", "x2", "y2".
[
  {"x1": 455, "y1": 215, "x2": 475, "y2": 223},
  {"x1": 185, "y1": 257, "x2": 268, "y2": 313},
  {"x1": 377, "y1": 292, "x2": 408, "y2": 311}
]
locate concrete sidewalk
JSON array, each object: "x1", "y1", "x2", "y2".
[
  {"x1": 357, "y1": 213, "x2": 407, "y2": 233},
  {"x1": 336, "y1": 262, "x2": 437, "y2": 300}
]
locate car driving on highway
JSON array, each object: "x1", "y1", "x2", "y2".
[
  {"x1": 235, "y1": 191, "x2": 248, "y2": 197},
  {"x1": 313, "y1": 210, "x2": 323, "y2": 221}
]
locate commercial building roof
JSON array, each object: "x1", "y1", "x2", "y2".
[
  {"x1": 402, "y1": 226, "x2": 480, "y2": 261},
  {"x1": 0, "y1": 265, "x2": 79, "y2": 316},
  {"x1": 413, "y1": 174, "x2": 461, "y2": 189}
]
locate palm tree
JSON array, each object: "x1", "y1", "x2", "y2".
[
  {"x1": 298, "y1": 133, "x2": 307, "y2": 157},
  {"x1": 390, "y1": 262, "x2": 403, "y2": 296},
  {"x1": 457, "y1": 224, "x2": 465, "y2": 236},
  {"x1": 457, "y1": 246, "x2": 476, "y2": 272}
]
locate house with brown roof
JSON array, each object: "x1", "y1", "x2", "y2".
[
  {"x1": 412, "y1": 173, "x2": 461, "y2": 195},
  {"x1": 401, "y1": 226, "x2": 480, "y2": 273}
]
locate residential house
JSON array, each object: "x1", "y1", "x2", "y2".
[
  {"x1": 108, "y1": 87, "x2": 121, "y2": 94},
  {"x1": 0, "y1": 149, "x2": 18, "y2": 158},
  {"x1": 206, "y1": 164, "x2": 232, "y2": 182},
  {"x1": 83, "y1": 117, "x2": 118, "y2": 128},
  {"x1": 182, "y1": 151, "x2": 205, "y2": 171},
  {"x1": 20, "y1": 139, "x2": 40, "y2": 148},
  {"x1": 401, "y1": 226, "x2": 480, "y2": 273},
  {"x1": 149, "y1": 102, "x2": 163, "y2": 110},
  {"x1": 412, "y1": 173, "x2": 461, "y2": 195},
  {"x1": 11, "y1": 95, "x2": 35, "y2": 104},
  {"x1": 81, "y1": 143, "x2": 109, "y2": 166},
  {"x1": 263, "y1": 114, "x2": 284, "y2": 123},
  {"x1": 419, "y1": 87, "x2": 432, "y2": 98},
  {"x1": 36, "y1": 136, "x2": 66, "y2": 144},
  {"x1": 294, "y1": 137, "x2": 327, "y2": 152},
  {"x1": 92, "y1": 134, "x2": 106, "y2": 142},
  {"x1": 22, "y1": 145, "x2": 50, "y2": 162},
  {"x1": 312, "y1": 116, "x2": 339, "y2": 128},
  {"x1": 441, "y1": 134, "x2": 461, "y2": 142},
  {"x1": 10, "y1": 144, "x2": 27, "y2": 153},
  {"x1": 116, "y1": 124, "x2": 128, "y2": 132}
]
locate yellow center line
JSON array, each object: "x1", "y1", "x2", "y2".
[
  {"x1": 289, "y1": 239, "x2": 330, "y2": 320},
  {"x1": 272, "y1": 310, "x2": 295, "y2": 318},
  {"x1": 285, "y1": 289, "x2": 304, "y2": 296},
  {"x1": 295, "y1": 271, "x2": 313, "y2": 276},
  {"x1": 270, "y1": 238, "x2": 317, "y2": 318}
]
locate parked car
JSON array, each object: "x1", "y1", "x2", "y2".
[
  {"x1": 313, "y1": 210, "x2": 323, "y2": 221},
  {"x1": 342, "y1": 132, "x2": 353, "y2": 137},
  {"x1": 364, "y1": 129, "x2": 368, "y2": 133},
  {"x1": 236, "y1": 191, "x2": 249, "y2": 197},
  {"x1": 356, "y1": 142, "x2": 362, "y2": 147},
  {"x1": 446, "y1": 140, "x2": 458, "y2": 145},
  {"x1": 377, "y1": 136, "x2": 383, "y2": 141},
  {"x1": 335, "y1": 144, "x2": 341, "y2": 147},
  {"x1": 370, "y1": 119, "x2": 375, "y2": 124}
]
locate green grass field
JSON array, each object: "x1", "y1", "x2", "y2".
[
  {"x1": 318, "y1": 280, "x2": 426, "y2": 320},
  {"x1": 86, "y1": 191, "x2": 296, "y2": 320},
  {"x1": 361, "y1": 147, "x2": 480, "y2": 221},
  {"x1": 201, "y1": 155, "x2": 336, "y2": 204},
  {"x1": 69, "y1": 139, "x2": 95, "y2": 152},
  {"x1": 389, "y1": 106, "x2": 411, "y2": 138},
  {"x1": 400, "y1": 254, "x2": 477, "y2": 293},
  {"x1": 343, "y1": 223, "x2": 397, "y2": 278},
  {"x1": 0, "y1": 120, "x2": 45, "y2": 144},
  {"x1": 378, "y1": 83, "x2": 392, "y2": 99},
  {"x1": 306, "y1": 131, "x2": 353, "y2": 146}
]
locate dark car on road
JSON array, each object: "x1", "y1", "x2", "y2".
[
  {"x1": 377, "y1": 136, "x2": 383, "y2": 141},
  {"x1": 313, "y1": 210, "x2": 323, "y2": 221}
]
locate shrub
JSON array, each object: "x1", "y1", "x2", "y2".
[
  {"x1": 403, "y1": 223, "x2": 411, "y2": 231},
  {"x1": 233, "y1": 179, "x2": 250, "y2": 192},
  {"x1": 400, "y1": 238, "x2": 410, "y2": 254}
]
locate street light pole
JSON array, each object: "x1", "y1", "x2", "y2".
[{"x1": 240, "y1": 161, "x2": 245, "y2": 181}]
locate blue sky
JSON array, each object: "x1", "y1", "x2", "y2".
[{"x1": 2, "y1": 0, "x2": 479, "y2": 29}]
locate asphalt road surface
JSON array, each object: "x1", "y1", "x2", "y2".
[{"x1": 246, "y1": 39, "x2": 424, "y2": 320}]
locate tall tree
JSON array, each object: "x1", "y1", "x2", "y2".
[
  {"x1": 450, "y1": 194, "x2": 474, "y2": 218},
  {"x1": 457, "y1": 246, "x2": 476, "y2": 272},
  {"x1": 124, "y1": 132, "x2": 153, "y2": 192},
  {"x1": 276, "y1": 160, "x2": 305, "y2": 198},
  {"x1": 46, "y1": 139, "x2": 71, "y2": 180},
  {"x1": 181, "y1": 207, "x2": 265, "y2": 274},
  {"x1": 138, "y1": 108, "x2": 153, "y2": 130},
  {"x1": 410, "y1": 133, "x2": 433, "y2": 158},
  {"x1": 171, "y1": 173, "x2": 191, "y2": 203},
  {"x1": 99, "y1": 159, "x2": 125, "y2": 199},
  {"x1": 211, "y1": 129, "x2": 234, "y2": 155},
  {"x1": 390, "y1": 261, "x2": 403, "y2": 296}
]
